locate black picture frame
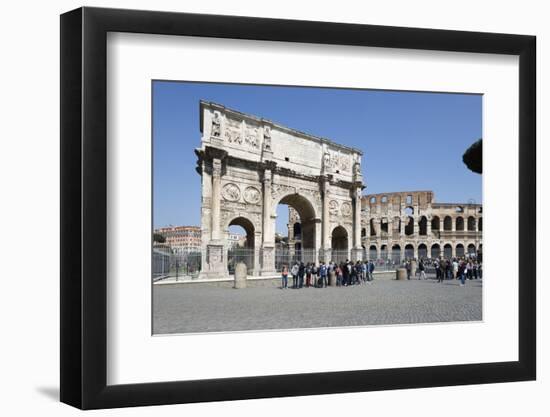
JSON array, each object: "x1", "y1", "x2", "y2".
[{"x1": 60, "y1": 6, "x2": 536, "y2": 410}]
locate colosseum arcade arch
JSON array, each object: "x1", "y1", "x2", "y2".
[
  {"x1": 368, "y1": 245, "x2": 377, "y2": 260},
  {"x1": 358, "y1": 191, "x2": 482, "y2": 265},
  {"x1": 196, "y1": 101, "x2": 364, "y2": 278},
  {"x1": 404, "y1": 244, "x2": 414, "y2": 259},
  {"x1": 456, "y1": 243, "x2": 465, "y2": 258},
  {"x1": 431, "y1": 243, "x2": 441, "y2": 259},
  {"x1": 418, "y1": 243, "x2": 428, "y2": 259}
]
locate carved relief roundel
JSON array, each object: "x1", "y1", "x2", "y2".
[
  {"x1": 340, "y1": 202, "x2": 352, "y2": 216},
  {"x1": 222, "y1": 183, "x2": 241, "y2": 202},
  {"x1": 243, "y1": 186, "x2": 261, "y2": 204}
]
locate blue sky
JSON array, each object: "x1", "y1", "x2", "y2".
[{"x1": 153, "y1": 81, "x2": 482, "y2": 235}]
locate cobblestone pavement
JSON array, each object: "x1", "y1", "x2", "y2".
[{"x1": 153, "y1": 279, "x2": 482, "y2": 334}]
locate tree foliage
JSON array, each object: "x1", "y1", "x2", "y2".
[{"x1": 153, "y1": 233, "x2": 166, "y2": 243}]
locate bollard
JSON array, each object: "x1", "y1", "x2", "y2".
[
  {"x1": 329, "y1": 269, "x2": 336, "y2": 286},
  {"x1": 234, "y1": 262, "x2": 247, "y2": 289},
  {"x1": 396, "y1": 268, "x2": 407, "y2": 280}
]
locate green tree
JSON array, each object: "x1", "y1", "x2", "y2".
[{"x1": 153, "y1": 233, "x2": 166, "y2": 243}]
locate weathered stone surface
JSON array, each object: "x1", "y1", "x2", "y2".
[
  {"x1": 360, "y1": 191, "x2": 482, "y2": 263},
  {"x1": 410, "y1": 259, "x2": 417, "y2": 277},
  {"x1": 396, "y1": 268, "x2": 407, "y2": 280},
  {"x1": 328, "y1": 270, "x2": 337, "y2": 286},
  {"x1": 153, "y1": 279, "x2": 482, "y2": 334},
  {"x1": 234, "y1": 262, "x2": 247, "y2": 289}
]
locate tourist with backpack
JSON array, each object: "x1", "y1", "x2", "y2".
[
  {"x1": 291, "y1": 262, "x2": 299, "y2": 289},
  {"x1": 319, "y1": 262, "x2": 328, "y2": 288},
  {"x1": 368, "y1": 260, "x2": 375, "y2": 283},
  {"x1": 418, "y1": 259, "x2": 426, "y2": 280},
  {"x1": 281, "y1": 264, "x2": 289, "y2": 289}
]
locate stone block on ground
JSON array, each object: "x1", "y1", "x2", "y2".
[
  {"x1": 234, "y1": 262, "x2": 247, "y2": 289},
  {"x1": 396, "y1": 268, "x2": 407, "y2": 280}
]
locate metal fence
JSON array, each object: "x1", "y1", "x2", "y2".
[
  {"x1": 228, "y1": 248, "x2": 255, "y2": 274},
  {"x1": 226, "y1": 248, "x2": 403, "y2": 272},
  {"x1": 152, "y1": 249, "x2": 171, "y2": 280},
  {"x1": 153, "y1": 249, "x2": 202, "y2": 281},
  {"x1": 152, "y1": 247, "x2": 481, "y2": 281},
  {"x1": 153, "y1": 247, "x2": 481, "y2": 280}
]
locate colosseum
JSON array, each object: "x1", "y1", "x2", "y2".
[{"x1": 288, "y1": 190, "x2": 482, "y2": 264}]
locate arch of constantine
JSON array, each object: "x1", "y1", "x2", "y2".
[{"x1": 195, "y1": 101, "x2": 364, "y2": 278}]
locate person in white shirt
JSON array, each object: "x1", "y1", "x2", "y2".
[
  {"x1": 452, "y1": 259, "x2": 459, "y2": 280},
  {"x1": 291, "y1": 263, "x2": 299, "y2": 289}
]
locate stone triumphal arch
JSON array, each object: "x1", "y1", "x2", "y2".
[{"x1": 195, "y1": 101, "x2": 364, "y2": 278}]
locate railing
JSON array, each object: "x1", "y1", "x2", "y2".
[
  {"x1": 153, "y1": 249, "x2": 202, "y2": 281},
  {"x1": 152, "y1": 249, "x2": 171, "y2": 280},
  {"x1": 152, "y1": 247, "x2": 418, "y2": 281},
  {"x1": 228, "y1": 248, "x2": 255, "y2": 274}
]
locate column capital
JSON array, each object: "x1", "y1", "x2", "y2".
[
  {"x1": 262, "y1": 168, "x2": 272, "y2": 183},
  {"x1": 204, "y1": 145, "x2": 228, "y2": 162},
  {"x1": 261, "y1": 160, "x2": 277, "y2": 171},
  {"x1": 212, "y1": 158, "x2": 222, "y2": 177},
  {"x1": 321, "y1": 175, "x2": 332, "y2": 193}
]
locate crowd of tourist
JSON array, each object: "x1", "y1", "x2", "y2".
[
  {"x1": 280, "y1": 260, "x2": 376, "y2": 289},
  {"x1": 399, "y1": 256, "x2": 482, "y2": 286},
  {"x1": 429, "y1": 257, "x2": 482, "y2": 286},
  {"x1": 280, "y1": 256, "x2": 482, "y2": 289}
]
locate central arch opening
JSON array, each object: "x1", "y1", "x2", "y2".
[{"x1": 275, "y1": 193, "x2": 318, "y2": 267}]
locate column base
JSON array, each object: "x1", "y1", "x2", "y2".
[
  {"x1": 260, "y1": 245, "x2": 277, "y2": 276},
  {"x1": 199, "y1": 243, "x2": 229, "y2": 279},
  {"x1": 319, "y1": 248, "x2": 332, "y2": 263},
  {"x1": 351, "y1": 247, "x2": 363, "y2": 262}
]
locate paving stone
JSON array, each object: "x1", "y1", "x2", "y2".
[{"x1": 153, "y1": 279, "x2": 482, "y2": 334}]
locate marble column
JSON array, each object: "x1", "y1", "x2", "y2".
[
  {"x1": 210, "y1": 158, "x2": 222, "y2": 241},
  {"x1": 261, "y1": 169, "x2": 276, "y2": 275},
  {"x1": 262, "y1": 169, "x2": 272, "y2": 245},
  {"x1": 202, "y1": 156, "x2": 228, "y2": 278},
  {"x1": 321, "y1": 176, "x2": 331, "y2": 262},
  {"x1": 354, "y1": 187, "x2": 362, "y2": 247},
  {"x1": 351, "y1": 186, "x2": 363, "y2": 261}
]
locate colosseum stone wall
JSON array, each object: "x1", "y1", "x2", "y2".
[{"x1": 361, "y1": 191, "x2": 482, "y2": 262}]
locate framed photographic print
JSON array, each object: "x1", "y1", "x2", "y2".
[{"x1": 60, "y1": 6, "x2": 536, "y2": 409}]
